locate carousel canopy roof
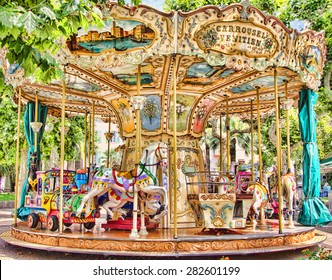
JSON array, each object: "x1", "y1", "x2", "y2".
[{"x1": 16, "y1": 2, "x2": 326, "y2": 138}]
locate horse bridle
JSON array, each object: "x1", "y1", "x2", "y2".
[{"x1": 139, "y1": 144, "x2": 168, "y2": 167}]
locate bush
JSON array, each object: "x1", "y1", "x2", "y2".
[{"x1": 301, "y1": 246, "x2": 332, "y2": 260}]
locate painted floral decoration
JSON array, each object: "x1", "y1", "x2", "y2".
[
  {"x1": 202, "y1": 28, "x2": 218, "y2": 48},
  {"x1": 142, "y1": 99, "x2": 161, "y2": 124},
  {"x1": 264, "y1": 38, "x2": 274, "y2": 50},
  {"x1": 176, "y1": 99, "x2": 187, "y2": 118}
]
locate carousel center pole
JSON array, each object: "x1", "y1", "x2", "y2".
[
  {"x1": 226, "y1": 95, "x2": 230, "y2": 174},
  {"x1": 14, "y1": 87, "x2": 22, "y2": 226},
  {"x1": 59, "y1": 68, "x2": 67, "y2": 234},
  {"x1": 250, "y1": 99, "x2": 255, "y2": 181},
  {"x1": 274, "y1": 68, "x2": 283, "y2": 234},
  {"x1": 256, "y1": 88, "x2": 263, "y2": 183}
]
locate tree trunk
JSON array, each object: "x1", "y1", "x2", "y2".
[{"x1": 3, "y1": 175, "x2": 11, "y2": 192}]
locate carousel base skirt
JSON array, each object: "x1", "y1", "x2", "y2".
[{"x1": 5, "y1": 220, "x2": 326, "y2": 257}]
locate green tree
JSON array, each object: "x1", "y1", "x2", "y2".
[
  {"x1": 0, "y1": 95, "x2": 26, "y2": 188},
  {"x1": 0, "y1": 0, "x2": 108, "y2": 179},
  {"x1": 41, "y1": 116, "x2": 85, "y2": 162},
  {"x1": 0, "y1": 0, "x2": 106, "y2": 86}
]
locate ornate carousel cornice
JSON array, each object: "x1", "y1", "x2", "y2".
[{"x1": 1, "y1": 2, "x2": 327, "y2": 138}]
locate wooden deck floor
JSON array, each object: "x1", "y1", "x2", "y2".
[{"x1": 5, "y1": 219, "x2": 325, "y2": 257}]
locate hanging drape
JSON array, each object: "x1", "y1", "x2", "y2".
[
  {"x1": 298, "y1": 88, "x2": 332, "y2": 226},
  {"x1": 17, "y1": 101, "x2": 48, "y2": 220}
]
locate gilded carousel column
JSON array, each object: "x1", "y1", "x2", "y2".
[
  {"x1": 282, "y1": 81, "x2": 295, "y2": 228},
  {"x1": 172, "y1": 55, "x2": 179, "y2": 238},
  {"x1": 250, "y1": 99, "x2": 255, "y2": 181},
  {"x1": 225, "y1": 95, "x2": 231, "y2": 174},
  {"x1": 14, "y1": 87, "x2": 22, "y2": 226},
  {"x1": 83, "y1": 110, "x2": 87, "y2": 169},
  {"x1": 256, "y1": 88, "x2": 263, "y2": 183},
  {"x1": 172, "y1": 11, "x2": 179, "y2": 238},
  {"x1": 91, "y1": 101, "x2": 95, "y2": 165},
  {"x1": 59, "y1": 68, "x2": 67, "y2": 234},
  {"x1": 283, "y1": 82, "x2": 293, "y2": 173},
  {"x1": 274, "y1": 68, "x2": 283, "y2": 234},
  {"x1": 88, "y1": 114, "x2": 91, "y2": 166},
  {"x1": 220, "y1": 114, "x2": 223, "y2": 172},
  {"x1": 130, "y1": 64, "x2": 146, "y2": 238},
  {"x1": 105, "y1": 116, "x2": 112, "y2": 168}
]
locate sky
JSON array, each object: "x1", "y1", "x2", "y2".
[{"x1": 141, "y1": 0, "x2": 165, "y2": 11}]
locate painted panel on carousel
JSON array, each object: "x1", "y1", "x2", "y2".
[
  {"x1": 194, "y1": 21, "x2": 279, "y2": 58},
  {"x1": 169, "y1": 95, "x2": 196, "y2": 132},
  {"x1": 106, "y1": 63, "x2": 153, "y2": 86},
  {"x1": 52, "y1": 76, "x2": 101, "y2": 93},
  {"x1": 71, "y1": 20, "x2": 156, "y2": 54},
  {"x1": 183, "y1": 62, "x2": 235, "y2": 85},
  {"x1": 111, "y1": 98, "x2": 134, "y2": 133},
  {"x1": 141, "y1": 95, "x2": 162, "y2": 131},
  {"x1": 193, "y1": 98, "x2": 215, "y2": 134},
  {"x1": 230, "y1": 75, "x2": 288, "y2": 94}
]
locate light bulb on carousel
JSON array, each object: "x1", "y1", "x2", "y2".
[
  {"x1": 30, "y1": 122, "x2": 43, "y2": 133},
  {"x1": 104, "y1": 132, "x2": 114, "y2": 141},
  {"x1": 281, "y1": 98, "x2": 294, "y2": 111},
  {"x1": 58, "y1": 125, "x2": 70, "y2": 135}
]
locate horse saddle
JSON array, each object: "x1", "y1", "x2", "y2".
[{"x1": 113, "y1": 166, "x2": 137, "y2": 180}]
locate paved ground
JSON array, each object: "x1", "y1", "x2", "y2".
[{"x1": 1, "y1": 208, "x2": 332, "y2": 260}]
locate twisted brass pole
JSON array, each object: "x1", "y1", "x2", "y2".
[
  {"x1": 256, "y1": 88, "x2": 263, "y2": 183},
  {"x1": 14, "y1": 87, "x2": 22, "y2": 226},
  {"x1": 274, "y1": 68, "x2": 283, "y2": 234}
]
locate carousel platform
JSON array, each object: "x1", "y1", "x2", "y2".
[{"x1": 3, "y1": 220, "x2": 326, "y2": 257}]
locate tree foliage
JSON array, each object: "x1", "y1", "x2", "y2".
[
  {"x1": 0, "y1": 0, "x2": 105, "y2": 86},
  {"x1": 41, "y1": 116, "x2": 85, "y2": 162},
  {"x1": 0, "y1": 0, "x2": 107, "y2": 178},
  {"x1": 0, "y1": 95, "x2": 25, "y2": 177}
]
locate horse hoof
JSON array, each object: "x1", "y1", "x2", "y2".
[{"x1": 152, "y1": 210, "x2": 167, "y2": 220}]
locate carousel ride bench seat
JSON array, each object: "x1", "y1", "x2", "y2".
[{"x1": 184, "y1": 171, "x2": 247, "y2": 229}]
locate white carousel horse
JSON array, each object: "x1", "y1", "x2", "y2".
[
  {"x1": 99, "y1": 163, "x2": 168, "y2": 221},
  {"x1": 267, "y1": 166, "x2": 297, "y2": 228},
  {"x1": 246, "y1": 182, "x2": 270, "y2": 226},
  {"x1": 280, "y1": 172, "x2": 297, "y2": 228},
  {"x1": 76, "y1": 142, "x2": 168, "y2": 236}
]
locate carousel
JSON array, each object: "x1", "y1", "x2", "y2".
[{"x1": 2, "y1": 1, "x2": 332, "y2": 257}]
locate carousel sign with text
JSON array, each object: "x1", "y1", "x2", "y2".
[{"x1": 195, "y1": 21, "x2": 278, "y2": 58}]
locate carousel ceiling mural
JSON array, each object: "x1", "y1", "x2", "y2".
[{"x1": 16, "y1": 2, "x2": 326, "y2": 139}]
